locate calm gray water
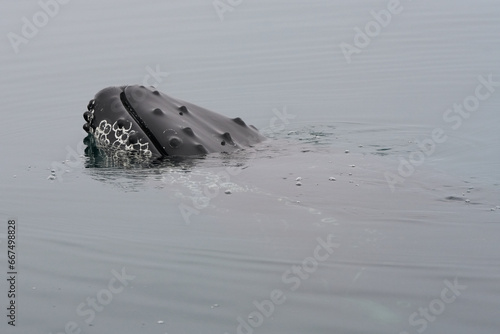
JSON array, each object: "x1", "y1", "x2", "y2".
[{"x1": 1, "y1": 1, "x2": 499, "y2": 333}]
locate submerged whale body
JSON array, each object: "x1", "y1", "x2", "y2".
[{"x1": 83, "y1": 85, "x2": 265, "y2": 158}]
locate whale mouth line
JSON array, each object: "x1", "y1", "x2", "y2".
[{"x1": 119, "y1": 88, "x2": 168, "y2": 156}]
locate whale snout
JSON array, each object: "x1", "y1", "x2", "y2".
[{"x1": 83, "y1": 85, "x2": 265, "y2": 158}]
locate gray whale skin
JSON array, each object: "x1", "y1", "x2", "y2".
[{"x1": 83, "y1": 85, "x2": 265, "y2": 158}]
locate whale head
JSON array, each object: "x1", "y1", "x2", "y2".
[{"x1": 83, "y1": 85, "x2": 265, "y2": 158}]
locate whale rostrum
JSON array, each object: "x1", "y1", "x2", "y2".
[{"x1": 83, "y1": 85, "x2": 265, "y2": 157}]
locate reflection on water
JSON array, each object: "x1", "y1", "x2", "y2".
[{"x1": 83, "y1": 133, "x2": 203, "y2": 169}]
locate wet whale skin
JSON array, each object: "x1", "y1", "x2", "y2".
[{"x1": 83, "y1": 85, "x2": 265, "y2": 157}]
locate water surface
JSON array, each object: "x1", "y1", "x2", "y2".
[{"x1": 1, "y1": 1, "x2": 499, "y2": 333}]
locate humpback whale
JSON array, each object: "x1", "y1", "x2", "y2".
[{"x1": 83, "y1": 85, "x2": 265, "y2": 158}]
